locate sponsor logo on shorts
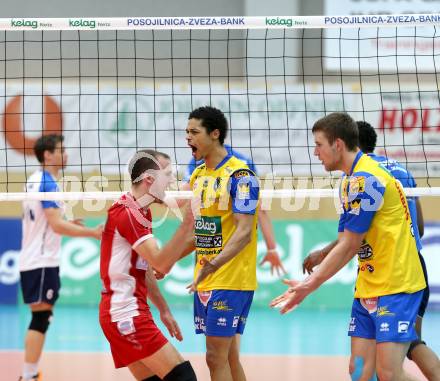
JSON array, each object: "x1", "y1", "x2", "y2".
[
  {"x1": 217, "y1": 317, "x2": 227, "y2": 327},
  {"x1": 348, "y1": 317, "x2": 356, "y2": 332},
  {"x1": 213, "y1": 300, "x2": 232, "y2": 311},
  {"x1": 398, "y1": 321, "x2": 410, "y2": 333},
  {"x1": 232, "y1": 316, "x2": 240, "y2": 328},
  {"x1": 377, "y1": 306, "x2": 395, "y2": 317},
  {"x1": 195, "y1": 316, "x2": 206, "y2": 331},
  {"x1": 360, "y1": 297, "x2": 378, "y2": 313},
  {"x1": 117, "y1": 318, "x2": 136, "y2": 336},
  {"x1": 380, "y1": 322, "x2": 389, "y2": 332}
]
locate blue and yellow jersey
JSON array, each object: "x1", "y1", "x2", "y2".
[
  {"x1": 368, "y1": 153, "x2": 422, "y2": 252},
  {"x1": 338, "y1": 151, "x2": 425, "y2": 298},
  {"x1": 189, "y1": 153, "x2": 260, "y2": 291}
]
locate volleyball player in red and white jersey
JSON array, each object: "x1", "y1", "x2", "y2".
[{"x1": 99, "y1": 149, "x2": 197, "y2": 381}]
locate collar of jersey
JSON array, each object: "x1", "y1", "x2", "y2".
[
  {"x1": 349, "y1": 150, "x2": 364, "y2": 176},
  {"x1": 213, "y1": 152, "x2": 233, "y2": 171}
]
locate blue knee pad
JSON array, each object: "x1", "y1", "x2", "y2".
[{"x1": 351, "y1": 357, "x2": 378, "y2": 381}]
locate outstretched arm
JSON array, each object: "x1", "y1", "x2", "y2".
[
  {"x1": 302, "y1": 235, "x2": 342, "y2": 274},
  {"x1": 44, "y1": 208, "x2": 102, "y2": 239},
  {"x1": 271, "y1": 229, "x2": 363, "y2": 314},
  {"x1": 135, "y1": 217, "x2": 194, "y2": 275}
]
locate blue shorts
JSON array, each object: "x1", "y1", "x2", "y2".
[
  {"x1": 194, "y1": 290, "x2": 254, "y2": 337},
  {"x1": 348, "y1": 291, "x2": 423, "y2": 343},
  {"x1": 20, "y1": 267, "x2": 60, "y2": 305}
]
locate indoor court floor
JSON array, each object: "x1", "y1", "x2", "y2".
[{"x1": 1, "y1": 305, "x2": 438, "y2": 380}]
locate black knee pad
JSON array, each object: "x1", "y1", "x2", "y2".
[
  {"x1": 142, "y1": 376, "x2": 162, "y2": 381},
  {"x1": 407, "y1": 339, "x2": 426, "y2": 360},
  {"x1": 29, "y1": 310, "x2": 53, "y2": 334},
  {"x1": 163, "y1": 361, "x2": 197, "y2": 381}
]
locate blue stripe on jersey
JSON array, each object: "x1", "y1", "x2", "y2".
[{"x1": 39, "y1": 171, "x2": 60, "y2": 209}]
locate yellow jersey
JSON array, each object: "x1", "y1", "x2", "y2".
[
  {"x1": 189, "y1": 153, "x2": 259, "y2": 291},
  {"x1": 338, "y1": 152, "x2": 426, "y2": 298}
]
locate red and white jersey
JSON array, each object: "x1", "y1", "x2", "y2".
[{"x1": 99, "y1": 193, "x2": 155, "y2": 322}]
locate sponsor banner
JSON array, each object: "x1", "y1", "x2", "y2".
[
  {"x1": 325, "y1": 0, "x2": 440, "y2": 17},
  {"x1": 2, "y1": 217, "x2": 440, "y2": 310},
  {"x1": 1, "y1": 83, "x2": 440, "y2": 179},
  {"x1": 0, "y1": 15, "x2": 440, "y2": 31},
  {"x1": 0, "y1": 220, "x2": 21, "y2": 304},
  {"x1": 324, "y1": 1, "x2": 440, "y2": 72}
]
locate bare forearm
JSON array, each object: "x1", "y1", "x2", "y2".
[
  {"x1": 305, "y1": 239, "x2": 357, "y2": 289},
  {"x1": 258, "y1": 210, "x2": 276, "y2": 250},
  {"x1": 320, "y1": 239, "x2": 339, "y2": 257},
  {"x1": 52, "y1": 220, "x2": 95, "y2": 237},
  {"x1": 145, "y1": 268, "x2": 170, "y2": 313},
  {"x1": 211, "y1": 227, "x2": 251, "y2": 269},
  {"x1": 153, "y1": 223, "x2": 195, "y2": 274}
]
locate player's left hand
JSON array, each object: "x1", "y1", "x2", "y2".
[
  {"x1": 160, "y1": 310, "x2": 183, "y2": 341},
  {"x1": 186, "y1": 257, "x2": 218, "y2": 293},
  {"x1": 259, "y1": 249, "x2": 286, "y2": 276},
  {"x1": 72, "y1": 218, "x2": 84, "y2": 226},
  {"x1": 269, "y1": 279, "x2": 310, "y2": 314}
]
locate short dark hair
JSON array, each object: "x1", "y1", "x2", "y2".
[
  {"x1": 357, "y1": 121, "x2": 377, "y2": 154},
  {"x1": 34, "y1": 134, "x2": 64, "y2": 164},
  {"x1": 129, "y1": 149, "x2": 170, "y2": 184},
  {"x1": 312, "y1": 112, "x2": 359, "y2": 151},
  {"x1": 188, "y1": 106, "x2": 228, "y2": 145}
]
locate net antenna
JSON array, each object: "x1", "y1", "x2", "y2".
[{"x1": 1, "y1": 15, "x2": 440, "y2": 203}]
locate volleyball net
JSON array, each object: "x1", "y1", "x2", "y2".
[{"x1": 1, "y1": 15, "x2": 440, "y2": 201}]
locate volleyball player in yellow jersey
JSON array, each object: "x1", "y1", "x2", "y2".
[
  {"x1": 183, "y1": 106, "x2": 260, "y2": 381},
  {"x1": 271, "y1": 113, "x2": 426, "y2": 381}
]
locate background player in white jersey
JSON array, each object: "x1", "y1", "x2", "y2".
[
  {"x1": 99, "y1": 149, "x2": 197, "y2": 381},
  {"x1": 19, "y1": 134, "x2": 103, "y2": 381}
]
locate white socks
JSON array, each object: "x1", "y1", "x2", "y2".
[{"x1": 22, "y1": 362, "x2": 39, "y2": 380}]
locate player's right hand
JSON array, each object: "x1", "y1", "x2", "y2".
[
  {"x1": 160, "y1": 310, "x2": 183, "y2": 342},
  {"x1": 302, "y1": 250, "x2": 324, "y2": 275}
]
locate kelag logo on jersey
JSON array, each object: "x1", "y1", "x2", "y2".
[
  {"x1": 195, "y1": 216, "x2": 221, "y2": 235},
  {"x1": 194, "y1": 216, "x2": 222, "y2": 248}
]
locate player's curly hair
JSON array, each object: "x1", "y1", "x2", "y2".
[
  {"x1": 188, "y1": 106, "x2": 228, "y2": 145},
  {"x1": 357, "y1": 121, "x2": 377, "y2": 154}
]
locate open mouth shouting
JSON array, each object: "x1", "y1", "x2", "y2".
[{"x1": 189, "y1": 144, "x2": 198, "y2": 159}]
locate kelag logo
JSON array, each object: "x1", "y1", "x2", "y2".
[
  {"x1": 195, "y1": 216, "x2": 221, "y2": 235},
  {"x1": 10, "y1": 19, "x2": 38, "y2": 29},
  {"x1": 68, "y1": 19, "x2": 96, "y2": 29},
  {"x1": 265, "y1": 17, "x2": 293, "y2": 27}
]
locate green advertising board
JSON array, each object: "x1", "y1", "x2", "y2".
[{"x1": 55, "y1": 219, "x2": 357, "y2": 309}]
